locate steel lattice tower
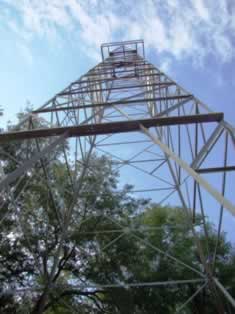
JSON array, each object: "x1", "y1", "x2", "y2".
[{"x1": 1, "y1": 40, "x2": 235, "y2": 312}]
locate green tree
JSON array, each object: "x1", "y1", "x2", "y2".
[{"x1": 0, "y1": 111, "x2": 235, "y2": 313}]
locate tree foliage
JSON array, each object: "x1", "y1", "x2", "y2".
[{"x1": 0, "y1": 112, "x2": 235, "y2": 313}]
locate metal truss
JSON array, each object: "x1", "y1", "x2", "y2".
[{"x1": 1, "y1": 39, "x2": 235, "y2": 312}]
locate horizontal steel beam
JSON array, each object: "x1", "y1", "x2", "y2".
[
  {"x1": 109, "y1": 49, "x2": 137, "y2": 56},
  {"x1": 101, "y1": 39, "x2": 144, "y2": 48},
  {"x1": 94, "y1": 61, "x2": 147, "y2": 70},
  {"x1": 0, "y1": 113, "x2": 223, "y2": 142},
  {"x1": 196, "y1": 166, "x2": 235, "y2": 174},
  {"x1": 58, "y1": 81, "x2": 174, "y2": 96},
  {"x1": 93, "y1": 64, "x2": 147, "y2": 73},
  {"x1": 84, "y1": 66, "x2": 156, "y2": 77},
  {"x1": 34, "y1": 95, "x2": 192, "y2": 114},
  {"x1": 76, "y1": 72, "x2": 164, "y2": 86}
]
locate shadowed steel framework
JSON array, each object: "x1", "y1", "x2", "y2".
[{"x1": 0, "y1": 40, "x2": 235, "y2": 312}]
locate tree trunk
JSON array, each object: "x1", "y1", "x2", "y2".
[{"x1": 31, "y1": 288, "x2": 49, "y2": 314}]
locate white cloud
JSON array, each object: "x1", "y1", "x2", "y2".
[
  {"x1": 159, "y1": 57, "x2": 172, "y2": 74},
  {"x1": 192, "y1": 0, "x2": 210, "y2": 21},
  {"x1": 1, "y1": 0, "x2": 235, "y2": 66}
]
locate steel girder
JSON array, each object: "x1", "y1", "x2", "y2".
[{"x1": 0, "y1": 39, "x2": 235, "y2": 312}]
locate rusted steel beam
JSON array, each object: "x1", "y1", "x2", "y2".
[
  {"x1": 0, "y1": 113, "x2": 223, "y2": 143},
  {"x1": 196, "y1": 166, "x2": 235, "y2": 174}
]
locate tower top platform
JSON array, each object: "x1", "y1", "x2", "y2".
[{"x1": 101, "y1": 39, "x2": 145, "y2": 61}]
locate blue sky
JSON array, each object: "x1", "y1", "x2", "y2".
[{"x1": 0, "y1": 0, "x2": 235, "y2": 127}]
